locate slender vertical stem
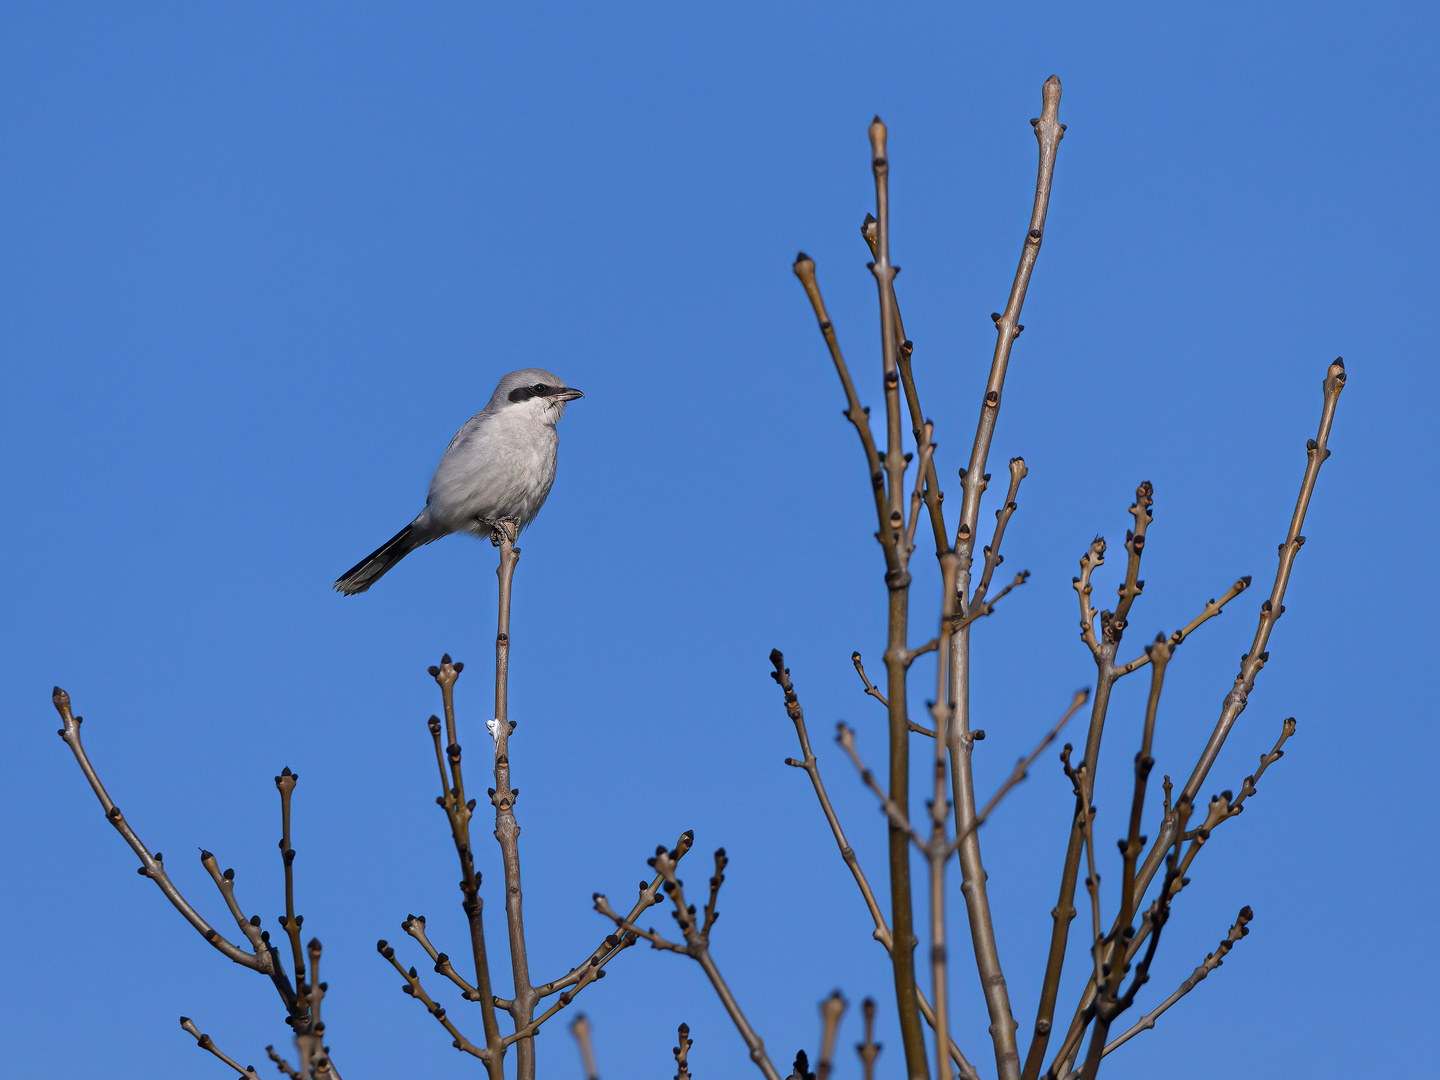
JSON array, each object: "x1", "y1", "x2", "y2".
[
  {"x1": 868, "y1": 114, "x2": 929, "y2": 1080},
  {"x1": 491, "y1": 530, "x2": 537, "y2": 1080},
  {"x1": 950, "y1": 76, "x2": 1064, "y2": 1080}
]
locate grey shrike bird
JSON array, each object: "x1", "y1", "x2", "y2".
[{"x1": 334, "y1": 367, "x2": 583, "y2": 595}]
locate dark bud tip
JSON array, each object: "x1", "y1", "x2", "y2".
[{"x1": 427, "y1": 666, "x2": 440, "y2": 677}]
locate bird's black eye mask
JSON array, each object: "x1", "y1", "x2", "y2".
[{"x1": 508, "y1": 383, "x2": 560, "y2": 403}]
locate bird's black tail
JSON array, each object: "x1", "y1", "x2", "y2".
[{"x1": 334, "y1": 523, "x2": 425, "y2": 595}]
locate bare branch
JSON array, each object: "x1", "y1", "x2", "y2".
[
  {"x1": 49, "y1": 689, "x2": 259, "y2": 970},
  {"x1": 674, "y1": 1022, "x2": 694, "y2": 1080},
  {"x1": 487, "y1": 529, "x2": 539, "y2": 1077},
  {"x1": 1110, "y1": 482, "x2": 1154, "y2": 633},
  {"x1": 971, "y1": 456, "x2": 1028, "y2": 609},
  {"x1": 954, "y1": 570, "x2": 1030, "y2": 631},
  {"x1": 851, "y1": 651, "x2": 889, "y2": 708},
  {"x1": 570, "y1": 1014, "x2": 599, "y2": 1080},
  {"x1": 792, "y1": 254, "x2": 887, "y2": 532},
  {"x1": 1060, "y1": 747, "x2": 1105, "y2": 992},
  {"x1": 1127, "y1": 359, "x2": 1345, "y2": 935},
  {"x1": 402, "y1": 915, "x2": 481, "y2": 1002},
  {"x1": 860, "y1": 217, "x2": 950, "y2": 557},
  {"x1": 1072, "y1": 539, "x2": 1106, "y2": 657},
  {"x1": 817, "y1": 992, "x2": 847, "y2": 1080},
  {"x1": 376, "y1": 939, "x2": 487, "y2": 1061},
  {"x1": 1114, "y1": 577, "x2": 1251, "y2": 676},
  {"x1": 1083, "y1": 907, "x2": 1253, "y2": 1067},
  {"x1": 179, "y1": 1017, "x2": 261, "y2": 1078},
  {"x1": 837, "y1": 722, "x2": 927, "y2": 846},
  {"x1": 977, "y1": 689, "x2": 1090, "y2": 825},
  {"x1": 502, "y1": 932, "x2": 637, "y2": 1047},
  {"x1": 856, "y1": 998, "x2": 881, "y2": 1080},
  {"x1": 422, "y1": 656, "x2": 506, "y2": 1075},
  {"x1": 770, "y1": 651, "x2": 978, "y2": 1080},
  {"x1": 265, "y1": 1045, "x2": 302, "y2": 1079},
  {"x1": 641, "y1": 837, "x2": 783, "y2": 1080}
]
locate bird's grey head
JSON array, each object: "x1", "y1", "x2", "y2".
[{"x1": 487, "y1": 368, "x2": 584, "y2": 425}]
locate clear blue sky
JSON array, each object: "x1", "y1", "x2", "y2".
[{"x1": 2, "y1": 4, "x2": 1434, "y2": 1078}]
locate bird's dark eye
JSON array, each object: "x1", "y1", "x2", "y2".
[{"x1": 532, "y1": 383, "x2": 548, "y2": 394}]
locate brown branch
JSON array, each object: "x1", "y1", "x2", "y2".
[
  {"x1": 792, "y1": 253, "x2": 887, "y2": 532},
  {"x1": 954, "y1": 570, "x2": 1030, "y2": 631},
  {"x1": 866, "y1": 113, "x2": 929, "y2": 1080},
  {"x1": 49, "y1": 688, "x2": 259, "y2": 970},
  {"x1": 590, "y1": 831, "x2": 692, "y2": 956},
  {"x1": 674, "y1": 1022, "x2": 694, "y2": 1080},
  {"x1": 1110, "y1": 482, "x2": 1154, "y2": 633},
  {"x1": 180, "y1": 1017, "x2": 261, "y2": 1078},
  {"x1": 402, "y1": 915, "x2": 481, "y2": 1002},
  {"x1": 947, "y1": 76, "x2": 1068, "y2": 1060},
  {"x1": 424, "y1": 656, "x2": 506, "y2": 1077},
  {"x1": 265, "y1": 1044, "x2": 302, "y2": 1079},
  {"x1": 1126, "y1": 359, "x2": 1345, "y2": 945},
  {"x1": 1073, "y1": 805, "x2": 1191, "y2": 1080},
  {"x1": 861, "y1": 216, "x2": 950, "y2": 557},
  {"x1": 1060, "y1": 747, "x2": 1105, "y2": 993},
  {"x1": 502, "y1": 932, "x2": 637, "y2": 1047},
  {"x1": 976, "y1": 689, "x2": 1090, "y2": 825},
  {"x1": 488, "y1": 527, "x2": 538, "y2": 1078},
  {"x1": 570, "y1": 1014, "x2": 600, "y2": 1080},
  {"x1": 1047, "y1": 717, "x2": 1294, "y2": 1078},
  {"x1": 1114, "y1": 577, "x2": 1251, "y2": 676},
  {"x1": 1084, "y1": 907, "x2": 1253, "y2": 1067},
  {"x1": 1072, "y1": 539, "x2": 1106, "y2": 658},
  {"x1": 274, "y1": 768, "x2": 309, "y2": 1022},
  {"x1": 376, "y1": 939, "x2": 486, "y2": 1060},
  {"x1": 850, "y1": 651, "x2": 889, "y2": 709},
  {"x1": 635, "y1": 836, "x2": 782, "y2": 1080},
  {"x1": 770, "y1": 652, "x2": 978, "y2": 1080},
  {"x1": 857, "y1": 998, "x2": 881, "y2": 1080},
  {"x1": 971, "y1": 456, "x2": 1027, "y2": 609},
  {"x1": 816, "y1": 991, "x2": 847, "y2": 1080},
  {"x1": 837, "y1": 722, "x2": 927, "y2": 846}
]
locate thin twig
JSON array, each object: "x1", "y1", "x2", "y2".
[
  {"x1": 837, "y1": 722, "x2": 927, "y2": 846},
  {"x1": 1046, "y1": 718, "x2": 1294, "y2": 1078},
  {"x1": 265, "y1": 1045, "x2": 302, "y2": 1079},
  {"x1": 792, "y1": 254, "x2": 887, "y2": 531},
  {"x1": 376, "y1": 939, "x2": 486, "y2": 1059},
  {"x1": 971, "y1": 456, "x2": 1028, "y2": 609},
  {"x1": 424, "y1": 655, "x2": 506, "y2": 1077},
  {"x1": 851, "y1": 651, "x2": 889, "y2": 708},
  {"x1": 1079, "y1": 907, "x2": 1253, "y2": 1069},
  {"x1": 976, "y1": 689, "x2": 1089, "y2": 825},
  {"x1": 488, "y1": 526, "x2": 538, "y2": 1078},
  {"x1": 180, "y1": 1017, "x2": 261, "y2": 1078},
  {"x1": 637, "y1": 837, "x2": 782, "y2": 1080},
  {"x1": 817, "y1": 991, "x2": 847, "y2": 1080},
  {"x1": 770, "y1": 652, "x2": 978, "y2": 1080},
  {"x1": 860, "y1": 215, "x2": 950, "y2": 556},
  {"x1": 954, "y1": 570, "x2": 1030, "y2": 631},
  {"x1": 570, "y1": 1014, "x2": 599, "y2": 1080},
  {"x1": 1039, "y1": 362, "x2": 1348, "y2": 1078},
  {"x1": 674, "y1": 1022, "x2": 694, "y2": 1080},
  {"x1": 49, "y1": 689, "x2": 258, "y2": 970},
  {"x1": 402, "y1": 914, "x2": 480, "y2": 1002},
  {"x1": 856, "y1": 999, "x2": 881, "y2": 1080}
]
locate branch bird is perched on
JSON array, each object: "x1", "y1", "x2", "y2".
[{"x1": 334, "y1": 367, "x2": 583, "y2": 595}]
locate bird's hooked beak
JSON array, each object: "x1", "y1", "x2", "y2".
[{"x1": 550, "y1": 387, "x2": 585, "y2": 402}]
